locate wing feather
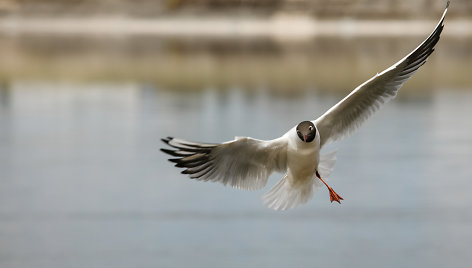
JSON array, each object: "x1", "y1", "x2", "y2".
[
  {"x1": 161, "y1": 136, "x2": 287, "y2": 190},
  {"x1": 314, "y1": 2, "x2": 448, "y2": 148}
]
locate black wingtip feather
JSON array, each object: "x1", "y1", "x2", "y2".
[
  {"x1": 174, "y1": 162, "x2": 188, "y2": 168},
  {"x1": 176, "y1": 159, "x2": 209, "y2": 168},
  {"x1": 181, "y1": 169, "x2": 193, "y2": 175},
  {"x1": 168, "y1": 158, "x2": 181, "y2": 164},
  {"x1": 161, "y1": 136, "x2": 219, "y2": 181},
  {"x1": 401, "y1": 4, "x2": 447, "y2": 78},
  {"x1": 160, "y1": 148, "x2": 175, "y2": 155}
]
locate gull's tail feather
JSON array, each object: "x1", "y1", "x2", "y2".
[
  {"x1": 262, "y1": 151, "x2": 337, "y2": 210},
  {"x1": 262, "y1": 174, "x2": 314, "y2": 211}
]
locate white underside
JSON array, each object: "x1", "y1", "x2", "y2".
[{"x1": 262, "y1": 149, "x2": 337, "y2": 210}]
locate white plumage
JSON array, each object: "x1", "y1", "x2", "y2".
[{"x1": 161, "y1": 3, "x2": 449, "y2": 210}]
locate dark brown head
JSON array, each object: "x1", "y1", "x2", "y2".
[{"x1": 296, "y1": 121, "x2": 316, "y2": 143}]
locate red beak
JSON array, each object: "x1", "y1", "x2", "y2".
[{"x1": 303, "y1": 135, "x2": 307, "y2": 142}]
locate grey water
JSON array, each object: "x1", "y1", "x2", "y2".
[{"x1": 1, "y1": 81, "x2": 472, "y2": 268}]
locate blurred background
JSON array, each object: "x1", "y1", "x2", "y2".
[{"x1": 1, "y1": 0, "x2": 472, "y2": 267}]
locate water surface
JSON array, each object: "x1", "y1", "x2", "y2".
[{"x1": 1, "y1": 81, "x2": 472, "y2": 268}]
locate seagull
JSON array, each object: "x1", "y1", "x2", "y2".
[{"x1": 161, "y1": 2, "x2": 449, "y2": 210}]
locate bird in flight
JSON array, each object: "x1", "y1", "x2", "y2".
[{"x1": 161, "y1": 2, "x2": 449, "y2": 210}]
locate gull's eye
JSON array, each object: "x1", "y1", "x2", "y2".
[{"x1": 309, "y1": 126, "x2": 313, "y2": 131}]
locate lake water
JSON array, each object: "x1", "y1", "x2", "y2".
[
  {"x1": 0, "y1": 35, "x2": 472, "y2": 268},
  {"x1": 1, "y1": 83, "x2": 472, "y2": 268}
]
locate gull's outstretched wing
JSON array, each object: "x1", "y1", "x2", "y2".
[
  {"x1": 161, "y1": 136, "x2": 287, "y2": 190},
  {"x1": 314, "y1": 2, "x2": 449, "y2": 148}
]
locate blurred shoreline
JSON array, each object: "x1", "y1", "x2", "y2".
[
  {"x1": 1, "y1": 17, "x2": 471, "y2": 38},
  {"x1": 0, "y1": 3, "x2": 470, "y2": 93}
]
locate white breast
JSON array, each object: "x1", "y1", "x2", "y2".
[
  {"x1": 285, "y1": 128, "x2": 320, "y2": 183},
  {"x1": 262, "y1": 127, "x2": 322, "y2": 210}
]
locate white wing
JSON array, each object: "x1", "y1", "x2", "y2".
[
  {"x1": 161, "y1": 136, "x2": 287, "y2": 190},
  {"x1": 314, "y1": 2, "x2": 449, "y2": 148}
]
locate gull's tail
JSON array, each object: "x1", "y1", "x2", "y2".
[
  {"x1": 262, "y1": 173, "x2": 314, "y2": 211},
  {"x1": 262, "y1": 150, "x2": 337, "y2": 210}
]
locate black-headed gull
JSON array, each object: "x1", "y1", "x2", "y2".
[{"x1": 161, "y1": 3, "x2": 449, "y2": 210}]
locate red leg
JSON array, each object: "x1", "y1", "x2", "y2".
[{"x1": 316, "y1": 171, "x2": 343, "y2": 204}]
